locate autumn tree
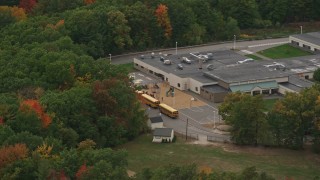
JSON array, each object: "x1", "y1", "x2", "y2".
[
  {"x1": 84, "y1": 0, "x2": 95, "y2": 5},
  {"x1": 0, "y1": 143, "x2": 28, "y2": 170},
  {"x1": 20, "y1": 99, "x2": 52, "y2": 128},
  {"x1": 19, "y1": 0, "x2": 37, "y2": 13},
  {"x1": 155, "y1": 4, "x2": 172, "y2": 39}
]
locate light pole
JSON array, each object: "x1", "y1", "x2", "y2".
[
  {"x1": 213, "y1": 110, "x2": 216, "y2": 129},
  {"x1": 233, "y1": 35, "x2": 236, "y2": 50},
  {"x1": 175, "y1": 42, "x2": 178, "y2": 55},
  {"x1": 109, "y1": 54, "x2": 112, "y2": 63},
  {"x1": 300, "y1": 26, "x2": 303, "y2": 34},
  {"x1": 190, "y1": 97, "x2": 194, "y2": 108}
]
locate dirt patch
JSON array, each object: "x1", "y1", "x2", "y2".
[
  {"x1": 127, "y1": 170, "x2": 136, "y2": 177},
  {"x1": 145, "y1": 82, "x2": 206, "y2": 110}
]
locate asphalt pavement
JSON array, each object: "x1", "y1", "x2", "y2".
[{"x1": 112, "y1": 38, "x2": 289, "y2": 64}]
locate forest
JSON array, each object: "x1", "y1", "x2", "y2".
[{"x1": 0, "y1": 0, "x2": 319, "y2": 178}]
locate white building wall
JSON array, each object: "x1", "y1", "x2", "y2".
[
  {"x1": 151, "y1": 122, "x2": 164, "y2": 130},
  {"x1": 278, "y1": 85, "x2": 296, "y2": 94},
  {"x1": 289, "y1": 36, "x2": 320, "y2": 51},
  {"x1": 152, "y1": 130, "x2": 174, "y2": 143},
  {"x1": 166, "y1": 73, "x2": 188, "y2": 91},
  {"x1": 188, "y1": 78, "x2": 204, "y2": 94}
]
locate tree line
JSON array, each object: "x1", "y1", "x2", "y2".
[
  {"x1": 1, "y1": 0, "x2": 319, "y2": 58},
  {"x1": 0, "y1": 0, "x2": 151, "y2": 178},
  {"x1": 219, "y1": 85, "x2": 320, "y2": 152}
]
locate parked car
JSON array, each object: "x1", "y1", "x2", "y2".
[
  {"x1": 181, "y1": 57, "x2": 191, "y2": 64},
  {"x1": 177, "y1": 64, "x2": 183, "y2": 70}
]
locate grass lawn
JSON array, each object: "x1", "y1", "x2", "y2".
[
  {"x1": 245, "y1": 54, "x2": 262, "y2": 60},
  {"x1": 263, "y1": 98, "x2": 279, "y2": 110},
  {"x1": 118, "y1": 134, "x2": 320, "y2": 180},
  {"x1": 116, "y1": 62, "x2": 134, "y2": 72},
  {"x1": 258, "y1": 44, "x2": 312, "y2": 59}
]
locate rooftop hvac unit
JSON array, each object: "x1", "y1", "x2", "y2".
[
  {"x1": 181, "y1": 57, "x2": 191, "y2": 64},
  {"x1": 151, "y1": 52, "x2": 155, "y2": 58},
  {"x1": 206, "y1": 64, "x2": 214, "y2": 71},
  {"x1": 164, "y1": 60, "x2": 172, "y2": 65},
  {"x1": 207, "y1": 53, "x2": 213, "y2": 60}
]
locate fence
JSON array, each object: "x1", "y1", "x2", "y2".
[
  {"x1": 175, "y1": 131, "x2": 199, "y2": 140},
  {"x1": 207, "y1": 135, "x2": 230, "y2": 143}
]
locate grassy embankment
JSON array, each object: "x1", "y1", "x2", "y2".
[{"x1": 119, "y1": 134, "x2": 320, "y2": 180}]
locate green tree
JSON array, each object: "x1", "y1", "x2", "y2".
[
  {"x1": 219, "y1": 93, "x2": 268, "y2": 145},
  {"x1": 3, "y1": 131, "x2": 43, "y2": 150},
  {"x1": 313, "y1": 68, "x2": 320, "y2": 82},
  {"x1": 268, "y1": 86, "x2": 320, "y2": 149}
]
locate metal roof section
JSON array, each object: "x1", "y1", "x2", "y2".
[
  {"x1": 230, "y1": 81, "x2": 278, "y2": 92},
  {"x1": 288, "y1": 75, "x2": 314, "y2": 88},
  {"x1": 150, "y1": 116, "x2": 163, "y2": 123},
  {"x1": 204, "y1": 62, "x2": 292, "y2": 83},
  {"x1": 202, "y1": 84, "x2": 230, "y2": 93},
  {"x1": 278, "y1": 74, "x2": 314, "y2": 93},
  {"x1": 291, "y1": 32, "x2": 320, "y2": 46},
  {"x1": 153, "y1": 128, "x2": 173, "y2": 137}
]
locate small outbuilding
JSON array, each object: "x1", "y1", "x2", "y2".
[
  {"x1": 148, "y1": 116, "x2": 164, "y2": 130},
  {"x1": 152, "y1": 128, "x2": 174, "y2": 143}
]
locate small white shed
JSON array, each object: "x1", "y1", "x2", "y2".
[
  {"x1": 152, "y1": 128, "x2": 174, "y2": 143},
  {"x1": 148, "y1": 116, "x2": 164, "y2": 130}
]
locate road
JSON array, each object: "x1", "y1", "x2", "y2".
[{"x1": 112, "y1": 38, "x2": 289, "y2": 64}]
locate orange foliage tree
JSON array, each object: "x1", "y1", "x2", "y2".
[
  {"x1": 20, "y1": 99, "x2": 52, "y2": 128},
  {"x1": 75, "y1": 164, "x2": 91, "y2": 179},
  {"x1": 19, "y1": 0, "x2": 37, "y2": 13},
  {"x1": 0, "y1": 6, "x2": 26, "y2": 22},
  {"x1": 155, "y1": 4, "x2": 172, "y2": 39},
  {"x1": 0, "y1": 144, "x2": 28, "y2": 170},
  {"x1": 46, "y1": 19, "x2": 65, "y2": 30},
  {"x1": 84, "y1": 0, "x2": 95, "y2": 5},
  {"x1": 11, "y1": 6, "x2": 27, "y2": 21}
]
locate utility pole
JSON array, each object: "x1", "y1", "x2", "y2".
[
  {"x1": 185, "y1": 118, "x2": 188, "y2": 140},
  {"x1": 175, "y1": 42, "x2": 178, "y2": 55},
  {"x1": 300, "y1": 26, "x2": 303, "y2": 34},
  {"x1": 233, "y1": 35, "x2": 236, "y2": 50}
]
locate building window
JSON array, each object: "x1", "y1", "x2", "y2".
[
  {"x1": 149, "y1": 70, "x2": 153, "y2": 74},
  {"x1": 135, "y1": 63, "x2": 138, "y2": 66},
  {"x1": 177, "y1": 83, "x2": 180, "y2": 87},
  {"x1": 195, "y1": 87, "x2": 198, "y2": 91},
  {"x1": 166, "y1": 78, "x2": 168, "y2": 81},
  {"x1": 305, "y1": 75, "x2": 309, "y2": 79},
  {"x1": 140, "y1": 66, "x2": 144, "y2": 69}
]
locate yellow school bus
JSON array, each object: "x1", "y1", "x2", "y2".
[
  {"x1": 141, "y1": 94, "x2": 160, "y2": 108},
  {"x1": 159, "y1": 103, "x2": 179, "y2": 118}
]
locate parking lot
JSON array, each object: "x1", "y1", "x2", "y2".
[{"x1": 130, "y1": 71, "x2": 224, "y2": 134}]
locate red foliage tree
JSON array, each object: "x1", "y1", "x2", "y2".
[
  {"x1": 0, "y1": 144, "x2": 28, "y2": 170},
  {"x1": 20, "y1": 99, "x2": 52, "y2": 128},
  {"x1": 75, "y1": 164, "x2": 91, "y2": 179},
  {"x1": 155, "y1": 4, "x2": 172, "y2": 39},
  {"x1": 0, "y1": 117, "x2": 3, "y2": 125},
  {"x1": 84, "y1": 0, "x2": 95, "y2": 5},
  {"x1": 19, "y1": 0, "x2": 37, "y2": 13}
]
